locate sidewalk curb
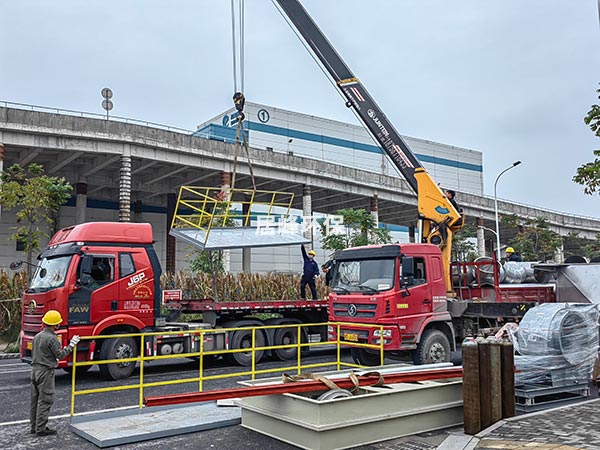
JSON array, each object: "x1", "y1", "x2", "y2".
[{"x1": 0, "y1": 353, "x2": 20, "y2": 360}]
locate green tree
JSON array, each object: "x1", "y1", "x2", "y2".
[
  {"x1": 573, "y1": 83, "x2": 600, "y2": 194},
  {"x1": 319, "y1": 208, "x2": 391, "y2": 251},
  {"x1": 565, "y1": 231, "x2": 600, "y2": 260},
  {"x1": 452, "y1": 223, "x2": 478, "y2": 262},
  {"x1": 0, "y1": 163, "x2": 72, "y2": 277},
  {"x1": 501, "y1": 215, "x2": 562, "y2": 262}
]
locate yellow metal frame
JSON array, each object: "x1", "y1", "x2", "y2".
[
  {"x1": 170, "y1": 186, "x2": 295, "y2": 245},
  {"x1": 69, "y1": 322, "x2": 384, "y2": 416}
]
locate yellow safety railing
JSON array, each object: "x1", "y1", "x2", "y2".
[
  {"x1": 69, "y1": 321, "x2": 384, "y2": 416},
  {"x1": 170, "y1": 186, "x2": 294, "y2": 245}
]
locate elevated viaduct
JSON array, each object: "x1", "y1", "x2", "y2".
[{"x1": 1, "y1": 104, "x2": 599, "y2": 270}]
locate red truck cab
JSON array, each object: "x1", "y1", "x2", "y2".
[
  {"x1": 21, "y1": 222, "x2": 161, "y2": 377},
  {"x1": 327, "y1": 243, "x2": 455, "y2": 366}
]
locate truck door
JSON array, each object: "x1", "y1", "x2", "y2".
[
  {"x1": 399, "y1": 257, "x2": 432, "y2": 333},
  {"x1": 117, "y1": 251, "x2": 155, "y2": 322},
  {"x1": 69, "y1": 253, "x2": 118, "y2": 325}
]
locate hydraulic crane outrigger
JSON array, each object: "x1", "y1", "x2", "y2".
[{"x1": 271, "y1": 0, "x2": 463, "y2": 293}]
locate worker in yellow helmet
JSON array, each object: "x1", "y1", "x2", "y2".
[
  {"x1": 30, "y1": 310, "x2": 80, "y2": 436},
  {"x1": 505, "y1": 247, "x2": 522, "y2": 262},
  {"x1": 300, "y1": 244, "x2": 319, "y2": 299}
]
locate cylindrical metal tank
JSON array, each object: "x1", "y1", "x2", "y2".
[
  {"x1": 503, "y1": 261, "x2": 527, "y2": 284},
  {"x1": 474, "y1": 257, "x2": 505, "y2": 285},
  {"x1": 452, "y1": 265, "x2": 475, "y2": 287}
]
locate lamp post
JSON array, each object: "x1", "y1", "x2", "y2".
[{"x1": 494, "y1": 161, "x2": 522, "y2": 261}]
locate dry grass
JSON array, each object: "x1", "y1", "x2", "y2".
[
  {"x1": 161, "y1": 272, "x2": 328, "y2": 301},
  {"x1": 0, "y1": 270, "x2": 27, "y2": 342}
]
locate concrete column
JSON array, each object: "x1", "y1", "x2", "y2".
[
  {"x1": 242, "y1": 193, "x2": 251, "y2": 273},
  {"x1": 75, "y1": 182, "x2": 87, "y2": 224},
  {"x1": 370, "y1": 193, "x2": 379, "y2": 225},
  {"x1": 119, "y1": 151, "x2": 132, "y2": 222},
  {"x1": 220, "y1": 171, "x2": 231, "y2": 273},
  {"x1": 476, "y1": 217, "x2": 486, "y2": 257},
  {"x1": 166, "y1": 193, "x2": 177, "y2": 273},
  {"x1": 302, "y1": 185, "x2": 312, "y2": 242},
  {"x1": 133, "y1": 200, "x2": 143, "y2": 223},
  {"x1": 409, "y1": 225, "x2": 416, "y2": 243},
  {"x1": 554, "y1": 241, "x2": 564, "y2": 264}
]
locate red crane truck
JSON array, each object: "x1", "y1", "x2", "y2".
[
  {"x1": 275, "y1": 0, "x2": 557, "y2": 365},
  {"x1": 19, "y1": 222, "x2": 328, "y2": 380}
]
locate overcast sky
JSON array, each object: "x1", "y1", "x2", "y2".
[{"x1": 1, "y1": 1, "x2": 599, "y2": 218}]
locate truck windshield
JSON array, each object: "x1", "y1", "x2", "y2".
[
  {"x1": 28, "y1": 256, "x2": 73, "y2": 292},
  {"x1": 331, "y1": 258, "x2": 395, "y2": 293}
]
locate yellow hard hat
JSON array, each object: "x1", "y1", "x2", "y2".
[
  {"x1": 42, "y1": 310, "x2": 63, "y2": 326},
  {"x1": 506, "y1": 247, "x2": 515, "y2": 254},
  {"x1": 308, "y1": 250, "x2": 316, "y2": 256}
]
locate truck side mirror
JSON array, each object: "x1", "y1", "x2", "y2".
[
  {"x1": 401, "y1": 256, "x2": 415, "y2": 287},
  {"x1": 80, "y1": 255, "x2": 93, "y2": 275}
]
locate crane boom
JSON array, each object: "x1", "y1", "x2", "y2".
[
  {"x1": 273, "y1": 0, "x2": 463, "y2": 293},
  {"x1": 274, "y1": 0, "x2": 423, "y2": 192}
]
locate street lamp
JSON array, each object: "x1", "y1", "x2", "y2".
[{"x1": 494, "y1": 161, "x2": 522, "y2": 261}]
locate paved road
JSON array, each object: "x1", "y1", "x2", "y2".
[{"x1": 0, "y1": 353, "x2": 457, "y2": 450}]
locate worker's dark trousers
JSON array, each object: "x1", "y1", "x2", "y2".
[
  {"x1": 30, "y1": 365, "x2": 55, "y2": 433},
  {"x1": 300, "y1": 276, "x2": 318, "y2": 300}
]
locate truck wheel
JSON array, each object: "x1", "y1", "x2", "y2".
[
  {"x1": 228, "y1": 328, "x2": 265, "y2": 366},
  {"x1": 98, "y1": 336, "x2": 138, "y2": 380},
  {"x1": 350, "y1": 348, "x2": 382, "y2": 366},
  {"x1": 413, "y1": 329, "x2": 451, "y2": 365},
  {"x1": 273, "y1": 327, "x2": 300, "y2": 360}
]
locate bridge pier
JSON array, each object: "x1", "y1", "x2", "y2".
[
  {"x1": 303, "y1": 185, "x2": 312, "y2": 244},
  {"x1": 75, "y1": 182, "x2": 87, "y2": 224}
]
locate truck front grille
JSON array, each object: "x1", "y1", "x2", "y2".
[{"x1": 332, "y1": 302, "x2": 377, "y2": 318}]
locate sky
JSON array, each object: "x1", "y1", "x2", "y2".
[{"x1": 1, "y1": 1, "x2": 599, "y2": 218}]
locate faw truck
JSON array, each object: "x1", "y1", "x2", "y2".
[{"x1": 19, "y1": 221, "x2": 329, "y2": 380}]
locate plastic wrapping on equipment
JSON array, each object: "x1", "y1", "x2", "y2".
[
  {"x1": 474, "y1": 257, "x2": 505, "y2": 285},
  {"x1": 503, "y1": 261, "x2": 541, "y2": 284},
  {"x1": 509, "y1": 303, "x2": 599, "y2": 386}
]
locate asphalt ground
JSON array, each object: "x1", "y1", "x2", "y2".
[{"x1": 0, "y1": 353, "x2": 456, "y2": 450}]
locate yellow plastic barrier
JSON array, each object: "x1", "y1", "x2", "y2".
[{"x1": 69, "y1": 322, "x2": 384, "y2": 416}]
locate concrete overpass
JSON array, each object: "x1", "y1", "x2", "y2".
[{"x1": 1, "y1": 104, "x2": 599, "y2": 269}]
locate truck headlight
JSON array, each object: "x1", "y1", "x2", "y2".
[{"x1": 373, "y1": 329, "x2": 392, "y2": 337}]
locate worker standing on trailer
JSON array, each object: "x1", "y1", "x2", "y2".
[
  {"x1": 300, "y1": 244, "x2": 320, "y2": 300},
  {"x1": 30, "y1": 310, "x2": 80, "y2": 436},
  {"x1": 505, "y1": 247, "x2": 522, "y2": 262}
]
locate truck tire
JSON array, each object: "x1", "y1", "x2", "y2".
[
  {"x1": 273, "y1": 326, "x2": 300, "y2": 361},
  {"x1": 227, "y1": 328, "x2": 266, "y2": 366},
  {"x1": 413, "y1": 329, "x2": 451, "y2": 365},
  {"x1": 350, "y1": 348, "x2": 382, "y2": 366},
  {"x1": 98, "y1": 336, "x2": 138, "y2": 380}
]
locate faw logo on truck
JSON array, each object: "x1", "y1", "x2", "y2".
[{"x1": 127, "y1": 272, "x2": 146, "y2": 289}]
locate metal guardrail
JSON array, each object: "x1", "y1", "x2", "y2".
[
  {"x1": 69, "y1": 321, "x2": 384, "y2": 416},
  {"x1": 0, "y1": 100, "x2": 193, "y2": 135}
]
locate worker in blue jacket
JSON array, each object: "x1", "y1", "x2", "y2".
[{"x1": 300, "y1": 244, "x2": 319, "y2": 300}]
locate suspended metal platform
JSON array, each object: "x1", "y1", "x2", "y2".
[{"x1": 170, "y1": 186, "x2": 309, "y2": 250}]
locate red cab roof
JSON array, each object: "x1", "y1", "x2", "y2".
[{"x1": 49, "y1": 222, "x2": 153, "y2": 245}]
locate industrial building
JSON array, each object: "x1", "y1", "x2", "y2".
[{"x1": 195, "y1": 102, "x2": 484, "y2": 196}]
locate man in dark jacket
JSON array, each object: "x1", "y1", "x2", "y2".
[
  {"x1": 505, "y1": 247, "x2": 522, "y2": 262},
  {"x1": 300, "y1": 244, "x2": 319, "y2": 299},
  {"x1": 321, "y1": 258, "x2": 335, "y2": 287},
  {"x1": 30, "y1": 310, "x2": 80, "y2": 436}
]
